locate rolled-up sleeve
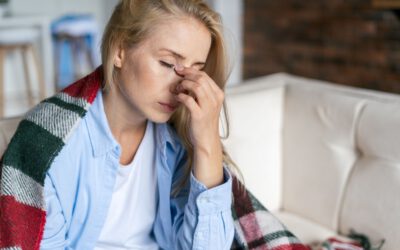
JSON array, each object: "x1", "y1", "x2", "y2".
[
  {"x1": 187, "y1": 165, "x2": 233, "y2": 215},
  {"x1": 171, "y1": 163, "x2": 235, "y2": 250}
]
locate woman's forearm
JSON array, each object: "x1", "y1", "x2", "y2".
[{"x1": 192, "y1": 132, "x2": 224, "y2": 189}]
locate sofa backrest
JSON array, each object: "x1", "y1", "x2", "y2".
[
  {"x1": 224, "y1": 73, "x2": 400, "y2": 249},
  {"x1": 282, "y1": 80, "x2": 364, "y2": 230},
  {"x1": 339, "y1": 99, "x2": 400, "y2": 250}
]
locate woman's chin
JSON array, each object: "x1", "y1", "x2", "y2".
[
  {"x1": 147, "y1": 112, "x2": 173, "y2": 124},
  {"x1": 147, "y1": 105, "x2": 181, "y2": 123}
]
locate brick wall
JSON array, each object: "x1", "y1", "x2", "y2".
[{"x1": 244, "y1": 0, "x2": 400, "y2": 94}]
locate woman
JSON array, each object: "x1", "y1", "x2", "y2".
[
  {"x1": 39, "y1": 0, "x2": 240, "y2": 249},
  {"x1": 0, "y1": 1, "x2": 309, "y2": 249}
]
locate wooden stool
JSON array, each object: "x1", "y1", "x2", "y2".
[
  {"x1": 53, "y1": 33, "x2": 95, "y2": 92},
  {"x1": 0, "y1": 28, "x2": 46, "y2": 118},
  {"x1": 52, "y1": 15, "x2": 98, "y2": 91}
]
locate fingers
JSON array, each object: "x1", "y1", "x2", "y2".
[
  {"x1": 175, "y1": 90, "x2": 200, "y2": 115},
  {"x1": 177, "y1": 79, "x2": 207, "y2": 105},
  {"x1": 174, "y1": 66, "x2": 219, "y2": 105},
  {"x1": 175, "y1": 66, "x2": 221, "y2": 94},
  {"x1": 172, "y1": 65, "x2": 225, "y2": 119},
  {"x1": 175, "y1": 66, "x2": 224, "y2": 102}
]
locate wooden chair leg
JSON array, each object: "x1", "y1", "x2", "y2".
[
  {"x1": 54, "y1": 36, "x2": 62, "y2": 92},
  {"x1": 30, "y1": 44, "x2": 46, "y2": 101},
  {"x1": 71, "y1": 38, "x2": 80, "y2": 80},
  {"x1": 83, "y1": 36, "x2": 95, "y2": 70},
  {"x1": 22, "y1": 45, "x2": 34, "y2": 107},
  {"x1": 0, "y1": 48, "x2": 5, "y2": 118}
]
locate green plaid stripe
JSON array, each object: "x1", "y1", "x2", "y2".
[{"x1": 2, "y1": 120, "x2": 64, "y2": 185}]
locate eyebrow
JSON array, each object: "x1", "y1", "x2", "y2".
[{"x1": 159, "y1": 48, "x2": 206, "y2": 66}]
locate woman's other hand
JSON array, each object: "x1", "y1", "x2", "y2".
[{"x1": 171, "y1": 65, "x2": 225, "y2": 189}]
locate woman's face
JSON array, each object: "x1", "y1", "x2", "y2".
[{"x1": 113, "y1": 17, "x2": 212, "y2": 123}]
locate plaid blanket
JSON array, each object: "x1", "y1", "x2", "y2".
[
  {"x1": 314, "y1": 238, "x2": 363, "y2": 250},
  {"x1": 230, "y1": 176, "x2": 308, "y2": 250},
  {"x1": 0, "y1": 67, "x2": 308, "y2": 250},
  {"x1": 307, "y1": 230, "x2": 385, "y2": 250}
]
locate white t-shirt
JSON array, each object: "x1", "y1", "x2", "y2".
[{"x1": 94, "y1": 121, "x2": 159, "y2": 250}]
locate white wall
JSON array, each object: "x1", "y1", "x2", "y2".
[
  {"x1": 208, "y1": 0, "x2": 243, "y2": 87},
  {"x1": 102, "y1": 0, "x2": 119, "y2": 26},
  {"x1": 9, "y1": 0, "x2": 104, "y2": 24}
]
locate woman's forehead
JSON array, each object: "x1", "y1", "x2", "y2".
[{"x1": 147, "y1": 19, "x2": 212, "y2": 62}]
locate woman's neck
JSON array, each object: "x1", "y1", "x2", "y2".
[{"x1": 102, "y1": 87, "x2": 147, "y2": 144}]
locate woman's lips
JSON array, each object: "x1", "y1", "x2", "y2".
[{"x1": 159, "y1": 102, "x2": 177, "y2": 112}]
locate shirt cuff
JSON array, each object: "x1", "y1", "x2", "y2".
[{"x1": 187, "y1": 164, "x2": 233, "y2": 215}]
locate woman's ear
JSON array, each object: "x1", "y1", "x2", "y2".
[{"x1": 114, "y1": 46, "x2": 125, "y2": 68}]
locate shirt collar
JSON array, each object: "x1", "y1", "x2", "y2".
[
  {"x1": 85, "y1": 89, "x2": 119, "y2": 157},
  {"x1": 85, "y1": 89, "x2": 179, "y2": 157},
  {"x1": 155, "y1": 122, "x2": 179, "y2": 154}
]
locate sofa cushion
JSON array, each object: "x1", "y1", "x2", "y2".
[
  {"x1": 274, "y1": 211, "x2": 350, "y2": 245},
  {"x1": 340, "y1": 100, "x2": 400, "y2": 250},
  {"x1": 282, "y1": 83, "x2": 364, "y2": 230}
]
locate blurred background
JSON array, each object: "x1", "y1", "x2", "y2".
[
  {"x1": 0, "y1": 0, "x2": 399, "y2": 118},
  {"x1": 244, "y1": 0, "x2": 400, "y2": 93}
]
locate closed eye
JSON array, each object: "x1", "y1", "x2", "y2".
[{"x1": 159, "y1": 61, "x2": 174, "y2": 69}]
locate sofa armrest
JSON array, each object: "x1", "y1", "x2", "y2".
[{"x1": 223, "y1": 80, "x2": 286, "y2": 211}]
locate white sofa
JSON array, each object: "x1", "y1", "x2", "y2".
[
  {"x1": 1, "y1": 73, "x2": 399, "y2": 249},
  {"x1": 222, "y1": 73, "x2": 400, "y2": 250}
]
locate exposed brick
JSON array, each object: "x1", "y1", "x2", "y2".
[{"x1": 244, "y1": 0, "x2": 400, "y2": 94}]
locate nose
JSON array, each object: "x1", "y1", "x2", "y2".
[
  {"x1": 169, "y1": 69, "x2": 184, "y2": 94},
  {"x1": 173, "y1": 64, "x2": 189, "y2": 76}
]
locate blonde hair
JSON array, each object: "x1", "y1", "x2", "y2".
[{"x1": 101, "y1": 0, "x2": 245, "y2": 197}]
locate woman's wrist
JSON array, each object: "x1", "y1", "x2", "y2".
[{"x1": 193, "y1": 137, "x2": 224, "y2": 189}]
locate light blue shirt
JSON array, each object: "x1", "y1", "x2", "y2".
[{"x1": 40, "y1": 90, "x2": 235, "y2": 250}]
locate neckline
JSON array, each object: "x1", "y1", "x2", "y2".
[{"x1": 119, "y1": 120, "x2": 152, "y2": 169}]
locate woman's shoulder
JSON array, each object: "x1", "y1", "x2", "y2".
[{"x1": 50, "y1": 115, "x2": 91, "y2": 169}]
